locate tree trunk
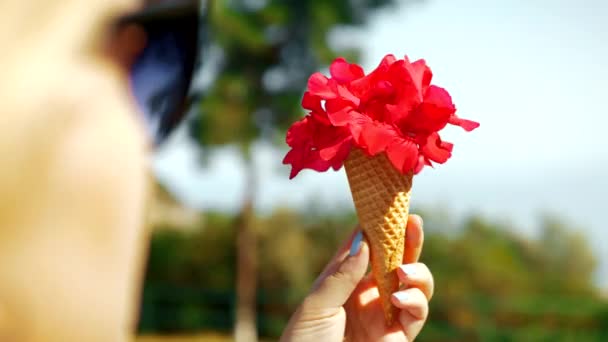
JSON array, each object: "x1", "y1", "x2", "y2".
[{"x1": 234, "y1": 151, "x2": 258, "y2": 342}]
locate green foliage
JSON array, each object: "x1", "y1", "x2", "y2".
[
  {"x1": 138, "y1": 209, "x2": 608, "y2": 340},
  {"x1": 145, "y1": 213, "x2": 237, "y2": 288},
  {"x1": 420, "y1": 215, "x2": 605, "y2": 341}
]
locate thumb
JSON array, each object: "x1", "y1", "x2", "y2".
[{"x1": 305, "y1": 231, "x2": 370, "y2": 310}]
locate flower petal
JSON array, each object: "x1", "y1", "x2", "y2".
[
  {"x1": 408, "y1": 58, "x2": 433, "y2": 96},
  {"x1": 302, "y1": 92, "x2": 324, "y2": 113},
  {"x1": 424, "y1": 85, "x2": 455, "y2": 109},
  {"x1": 413, "y1": 155, "x2": 428, "y2": 174},
  {"x1": 383, "y1": 60, "x2": 422, "y2": 119},
  {"x1": 398, "y1": 85, "x2": 455, "y2": 134},
  {"x1": 317, "y1": 129, "x2": 352, "y2": 161},
  {"x1": 347, "y1": 111, "x2": 372, "y2": 145},
  {"x1": 337, "y1": 84, "x2": 361, "y2": 107},
  {"x1": 285, "y1": 117, "x2": 310, "y2": 147},
  {"x1": 330, "y1": 57, "x2": 365, "y2": 83},
  {"x1": 421, "y1": 133, "x2": 453, "y2": 164},
  {"x1": 283, "y1": 147, "x2": 333, "y2": 179},
  {"x1": 449, "y1": 115, "x2": 480, "y2": 131},
  {"x1": 307, "y1": 72, "x2": 337, "y2": 99},
  {"x1": 283, "y1": 116, "x2": 352, "y2": 178},
  {"x1": 379, "y1": 54, "x2": 397, "y2": 67},
  {"x1": 326, "y1": 106, "x2": 353, "y2": 126},
  {"x1": 386, "y1": 138, "x2": 419, "y2": 173},
  {"x1": 348, "y1": 55, "x2": 396, "y2": 99},
  {"x1": 331, "y1": 140, "x2": 352, "y2": 170},
  {"x1": 360, "y1": 122, "x2": 396, "y2": 155},
  {"x1": 310, "y1": 110, "x2": 331, "y2": 125}
]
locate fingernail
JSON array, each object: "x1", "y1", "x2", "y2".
[
  {"x1": 349, "y1": 231, "x2": 363, "y2": 256},
  {"x1": 414, "y1": 215, "x2": 423, "y2": 228},
  {"x1": 400, "y1": 264, "x2": 416, "y2": 276},
  {"x1": 392, "y1": 292, "x2": 408, "y2": 303}
]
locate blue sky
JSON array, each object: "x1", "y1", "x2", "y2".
[{"x1": 154, "y1": 0, "x2": 608, "y2": 287}]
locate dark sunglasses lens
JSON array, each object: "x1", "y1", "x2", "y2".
[{"x1": 129, "y1": 18, "x2": 198, "y2": 145}]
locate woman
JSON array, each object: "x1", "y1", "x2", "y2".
[{"x1": 0, "y1": 0, "x2": 433, "y2": 340}]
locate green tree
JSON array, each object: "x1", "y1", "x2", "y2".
[
  {"x1": 418, "y1": 215, "x2": 605, "y2": 341},
  {"x1": 536, "y1": 216, "x2": 597, "y2": 295},
  {"x1": 190, "y1": 0, "x2": 421, "y2": 340},
  {"x1": 139, "y1": 205, "x2": 608, "y2": 340}
]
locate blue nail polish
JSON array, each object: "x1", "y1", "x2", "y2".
[
  {"x1": 400, "y1": 264, "x2": 416, "y2": 276},
  {"x1": 349, "y1": 231, "x2": 363, "y2": 256},
  {"x1": 393, "y1": 292, "x2": 408, "y2": 303}
]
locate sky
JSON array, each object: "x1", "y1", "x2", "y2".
[{"x1": 154, "y1": 0, "x2": 608, "y2": 287}]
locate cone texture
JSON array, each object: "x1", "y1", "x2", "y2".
[{"x1": 344, "y1": 148, "x2": 413, "y2": 326}]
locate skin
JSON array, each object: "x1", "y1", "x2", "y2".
[
  {"x1": 281, "y1": 215, "x2": 434, "y2": 342},
  {"x1": 0, "y1": 0, "x2": 147, "y2": 340}
]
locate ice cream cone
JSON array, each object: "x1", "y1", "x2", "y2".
[
  {"x1": 344, "y1": 148, "x2": 413, "y2": 326},
  {"x1": 283, "y1": 54, "x2": 479, "y2": 326}
]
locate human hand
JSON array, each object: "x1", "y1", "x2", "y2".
[{"x1": 280, "y1": 215, "x2": 433, "y2": 341}]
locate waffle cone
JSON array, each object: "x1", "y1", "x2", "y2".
[{"x1": 344, "y1": 148, "x2": 413, "y2": 326}]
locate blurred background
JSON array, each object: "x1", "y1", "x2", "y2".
[{"x1": 138, "y1": 0, "x2": 608, "y2": 341}]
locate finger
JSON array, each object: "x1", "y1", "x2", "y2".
[
  {"x1": 391, "y1": 288, "x2": 429, "y2": 321},
  {"x1": 312, "y1": 228, "x2": 362, "y2": 289},
  {"x1": 398, "y1": 305, "x2": 427, "y2": 341},
  {"x1": 397, "y1": 263, "x2": 434, "y2": 300},
  {"x1": 305, "y1": 231, "x2": 370, "y2": 310},
  {"x1": 403, "y1": 215, "x2": 424, "y2": 264}
]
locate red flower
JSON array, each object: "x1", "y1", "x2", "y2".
[{"x1": 283, "y1": 55, "x2": 479, "y2": 179}]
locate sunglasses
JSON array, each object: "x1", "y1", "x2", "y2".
[{"x1": 114, "y1": 0, "x2": 203, "y2": 146}]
